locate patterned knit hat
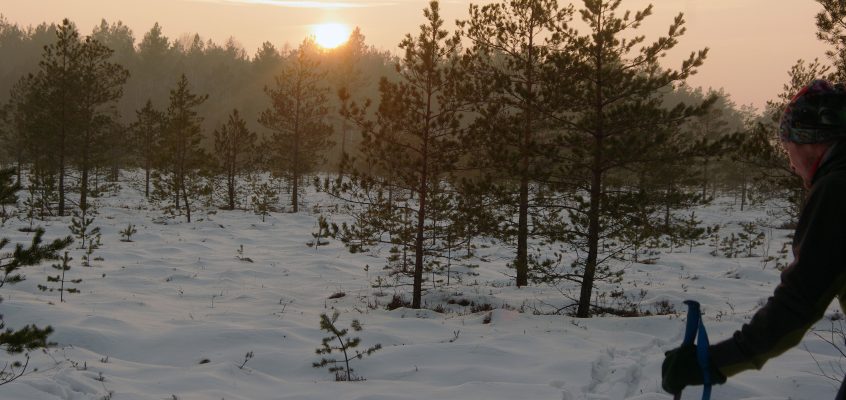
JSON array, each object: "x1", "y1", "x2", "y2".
[{"x1": 779, "y1": 79, "x2": 846, "y2": 143}]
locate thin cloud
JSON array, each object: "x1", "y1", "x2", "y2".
[{"x1": 189, "y1": 0, "x2": 398, "y2": 8}]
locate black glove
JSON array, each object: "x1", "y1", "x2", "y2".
[{"x1": 662, "y1": 344, "x2": 727, "y2": 395}]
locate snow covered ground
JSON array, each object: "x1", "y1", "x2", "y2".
[{"x1": 0, "y1": 177, "x2": 842, "y2": 400}]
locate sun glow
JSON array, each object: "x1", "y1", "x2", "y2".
[{"x1": 311, "y1": 23, "x2": 350, "y2": 49}]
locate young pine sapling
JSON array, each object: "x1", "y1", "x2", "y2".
[
  {"x1": 251, "y1": 182, "x2": 278, "y2": 222},
  {"x1": 307, "y1": 215, "x2": 337, "y2": 250},
  {"x1": 0, "y1": 228, "x2": 72, "y2": 385},
  {"x1": 69, "y1": 206, "x2": 101, "y2": 266},
  {"x1": 37, "y1": 252, "x2": 80, "y2": 302},
  {"x1": 119, "y1": 223, "x2": 137, "y2": 242},
  {"x1": 313, "y1": 311, "x2": 381, "y2": 381}
]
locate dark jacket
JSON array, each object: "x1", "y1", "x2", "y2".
[{"x1": 710, "y1": 142, "x2": 846, "y2": 384}]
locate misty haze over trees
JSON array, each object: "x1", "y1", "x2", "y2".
[{"x1": 0, "y1": 0, "x2": 833, "y2": 332}]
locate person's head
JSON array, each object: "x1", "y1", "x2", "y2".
[{"x1": 779, "y1": 79, "x2": 846, "y2": 186}]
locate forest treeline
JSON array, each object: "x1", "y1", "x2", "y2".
[{"x1": 1, "y1": 0, "x2": 842, "y2": 318}]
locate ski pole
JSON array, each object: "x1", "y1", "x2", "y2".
[{"x1": 674, "y1": 300, "x2": 712, "y2": 400}]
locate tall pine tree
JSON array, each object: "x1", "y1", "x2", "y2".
[
  {"x1": 458, "y1": 0, "x2": 575, "y2": 288},
  {"x1": 154, "y1": 74, "x2": 208, "y2": 222},
  {"x1": 130, "y1": 99, "x2": 165, "y2": 198},
  {"x1": 547, "y1": 0, "x2": 711, "y2": 317},
  {"x1": 260, "y1": 38, "x2": 334, "y2": 213},
  {"x1": 213, "y1": 109, "x2": 257, "y2": 210},
  {"x1": 328, "y1": 1, "x2": 470, "y2": 308}
]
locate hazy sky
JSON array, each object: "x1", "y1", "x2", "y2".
[{"x1": 0, "y1": 0, "x2": 832, "y2": 110}]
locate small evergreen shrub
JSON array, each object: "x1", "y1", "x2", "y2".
[
  {"x1": 69, "y1": 206, "x2": 101, "y2": 267},
  {"x1": 251, "y1": 181, "x2": 278, "y2": 222},
  {"x1": 119, "y1": 223, "x2": 137, "y2": 242},
  {"x1": 313, "y1": 311, "x2": 381, "y2": 381},
  {"x1": 37, "y1": 252, "x2": 81, "y2": 302},
  {"x1": 307, "y1": 215, "x2": 337, "y2": 249}
]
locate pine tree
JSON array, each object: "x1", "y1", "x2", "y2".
[
  {"x1": 307, "y1": 215, "x2": 336, "y2": 249},
  {"x1": 313, "y1": 311, "x2": 381, "y2": 381},
  {"x1": 154, "y1": 74, "x2": 209, "y2": 222},
  {"x1": 260, "y1": 38, "x2": 334, "y2": 213},
  {"x1": 37, "y1": 252, "x2": 80, "y2": 302},
  {"x1": 327, "y1": 1, "x2": 470, "y2": 308},
  {"x1": 546, "y1": 0, "x2": 712, "y2": 317},
  {"x1": 250, "y1": 179, "x2": 278, "y2": 223},
  {"x1": 457, "y1": 0, "x2": 575, "y2": 288},
  {"x1": 0, "y1": 226, "x2": 72, "y2": 384},
  {"x1": 130, "y1": 99, "x2": 165, "y2": 198},
  {"x1": 0, "y1": 168, "x2": 19, "y2": 221},
  {"x1": 68, "y1": 203, "x2": 101, "y2": 267},
  {"x1": 0, "y1": 78, "x2": 35, "y2": 184},
  {"x1": 330, "y1": 28, "x2": 368, "y2": 176},
  {"x1": 213, "y1": 109, "x2": 257, "y2": 210},
  {"x1": 676, "y1": 211, "x2": 707, "y2": 253},
  {"x1": 817, "y1": 0, "x2": 846, "y2": 81},
  {"x1": 30, "y1": 19, "x2": 84, "y2": 217},
  {"x1": 21, "y1": 19, "x2": 129, "y2": 216},
  {"x1": 73, "y1": 34, "x2": 129, "y2": 213},
  {"x1": 732, "y1": 58, "x2": 828, "y2": 223},
  {"x1": 135, "y1": 23, "x2": 173, "y2": 106}
]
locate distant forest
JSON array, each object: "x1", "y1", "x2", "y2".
[{"x1": 0, "y1": 15, "x2": 398, "y2": 163}]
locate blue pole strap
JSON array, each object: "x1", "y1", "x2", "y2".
[{"x1": 682, "y1": 300, "x2": 712, "y2": 400}]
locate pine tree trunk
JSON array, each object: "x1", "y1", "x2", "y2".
[
  {"x1": 145, "y1": 165, "x2": 150, "y2": 198},
  {"x1": 228, "y1": 163, "x2": 236, "y2": 210},
  {"x1": 413, "y1": 65, "x2": 435, "y2": 309},
  {"x1": 58, "y1": 80, "x2": 67, "y2": 217},
  {"x1": 515, "y1": 33, "x2": 536, "y2": 289},
  {"x1": 182, "y1": 174, "x2": 191, "y2": 223},
  {"x1": 516, "y1": 176, "x2": 529, "y2": 287},
  {"x1": 58, "y1": 154, "x2": 65, "y2": 217},
  {"x1": 413, "y1": 173, "x2": 428, "y2": 309},
  {"x1": 578, "y1": 157, "x2": 603, "y2": 318},
  {"x1": 578, "y1": 42, "x2": 605, "y2": 318},
  {"x1": 80, "y1": 165, "x2": 88, "y2": 214},
  {"x1": 144, "y1": 133, "x2": 152, "y2": 198},
  {"x1": 16, "y1": 157, "x2": 22, "y2": 185},
  {"x1": 80, "y1": 138, "x2": 90, "y2": 213},
  {"x1": 338, "y1": 120, "x2": 348, "y2": 177}
]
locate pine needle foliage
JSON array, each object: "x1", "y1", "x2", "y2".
[
  {"x1": 0, "y1": 227, "x2": 71, "y2": 384},
  {"x1": 153, "y1": 74, "x2": 209, "y2": 223},
  {"x1": 544, "y1": 0, "x2": 715, "y2": 317},
  {"x1": 37, "y1": 252, "x2": 80, "y2": 302},
  {"x1": 260, "y1": 38, "x2": 334, "y2": 213},
  {"x1": 731, "y1": 57, "x2": 833, "y2": 225},
  {"x1": 119, "y1": 223, "x2": 137, "y2": 242},
  {"x1": 325, "y1": 1, "x2": 471, "y2": 308},
  {"x1": 69, "y1": 206, "x2": 100, "y2": 251},
  {"x1": 130, "y1": 99, "x2": 165, "y2": 198},
  {"x1": 457, "y1": 0, "x2": 575, "y2": 288},
  {"x1": 213, "y1": 109, "x2": 257, "y2": 210},
  {"x1": 0, "y1": 168, "x2": 18, "y2": 208},
  {"x1": 313, "y1": 311, "x2": 381, "y2": 382},
  {"x1": 250, "y1": 180, "x2": 278, "y2": 222},
  {"x1": 0, "y1": 168, "x2": 20, "y2": 224}
]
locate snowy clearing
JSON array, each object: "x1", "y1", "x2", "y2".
[{"x1": 0, "y1": 178, "x2": 840, "y2": 400}]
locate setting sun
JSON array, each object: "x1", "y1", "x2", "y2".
[{"x1": 311, "y1": 22, "x2": 350, "y2": 49}]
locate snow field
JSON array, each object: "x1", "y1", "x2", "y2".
[{"x1": 0, "y1": 180, "x2": 841, "y2": 400}]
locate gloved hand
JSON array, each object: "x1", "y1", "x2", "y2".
[{"x1": 662, "y1": 344, "x2": 727, "y2": 395}]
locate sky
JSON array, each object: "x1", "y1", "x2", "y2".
[{"x1": 0, "y1": 0, "x2": 832, "y2": 111}]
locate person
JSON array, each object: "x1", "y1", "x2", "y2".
[{"x1": 662, "y1": 79, "x2": 846, "y2": 398}]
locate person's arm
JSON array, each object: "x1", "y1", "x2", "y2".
[{"x1": 710, "y1": 174, "x2": 846, "y2": 377}]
